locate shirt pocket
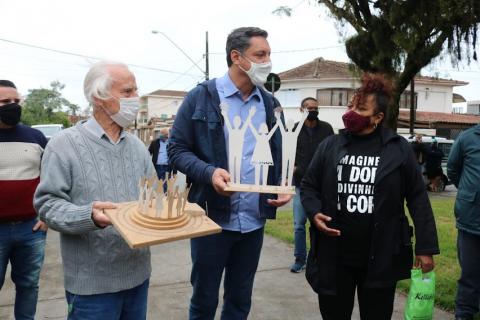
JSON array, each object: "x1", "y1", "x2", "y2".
[
  {"x1": 191, "y1": 110, "x2": 221, "y2": 130},
  {"x1": 455, "y1": 189, "x2": 480, "y2": 227}
]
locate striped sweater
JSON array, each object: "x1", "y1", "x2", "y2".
[{"x1": 0, "y1": 124, "x2": 47, "y2": 222}]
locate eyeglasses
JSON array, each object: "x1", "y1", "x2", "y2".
[{"x1": 0, "y1": 98, "x2": 21, "y2": 105}]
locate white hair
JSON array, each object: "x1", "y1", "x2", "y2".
[{"x1": 83, "y1": 61, "x2": 129, "y2": 105}]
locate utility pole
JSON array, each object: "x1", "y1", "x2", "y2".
[
  {"x1": 205, "y1": 31, "x2": 209, "y2": 80},
  {"x1": 409, "y1": 78, "x2": 415, "y2": 136},
  {"x1": 151, "y1": 30, "x2": 209, "y2": 81}
]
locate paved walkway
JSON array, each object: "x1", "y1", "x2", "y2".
[{"x1": 0, "y1": 226, "x2": 454, "y2": 319}]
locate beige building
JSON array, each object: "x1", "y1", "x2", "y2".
[{"x1": 139, "y1": 89, "x2": 187, "y2": 125}]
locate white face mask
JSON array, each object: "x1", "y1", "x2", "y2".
[
  {"x1": 110, "y1": 97, "x2": 140, "y2": 128},
  {"x1": 239, "y1": 56, "x2": 272, "y2": 87}
]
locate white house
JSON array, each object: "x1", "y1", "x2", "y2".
[
  {"x1": 276, "y1": 57, "x2": 469, "y2": 131},
  {"x1": 140, "y1": 89, "x2": 187, "y2": 124},
  {"x1": 466, "y1": 100, "x2": 480, "y2": 115}
]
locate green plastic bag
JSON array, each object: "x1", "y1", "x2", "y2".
[{"x1": 404, "y1": 269, "x2": 436, "y2": 320}]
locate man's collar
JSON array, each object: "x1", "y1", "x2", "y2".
[
  {"x1": 84, "y1": 117, "x2": 126, "y2": 143},
  {"x1": 219, "y1": 73, "x2": 261, "y2": 101}
]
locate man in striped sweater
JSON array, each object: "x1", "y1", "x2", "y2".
[{"x1": 0, "y1": 79, "x2": 48, "y2": 320}]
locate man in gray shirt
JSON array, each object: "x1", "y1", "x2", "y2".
[{"x1": 34, "y1": 61, "x2": 154, "y2": 320}]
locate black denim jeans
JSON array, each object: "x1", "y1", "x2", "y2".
[{"x1": 455, "y1": 230, "x2": 480, "y2": 320}]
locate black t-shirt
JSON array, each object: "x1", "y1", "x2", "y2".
[{"x1": 337, "y1": 129, "x2": 382, "y2": 267}]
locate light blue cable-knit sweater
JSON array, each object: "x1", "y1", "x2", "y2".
[{"x1": 34, "y1": 121, "x2": 154, "y2": 295}]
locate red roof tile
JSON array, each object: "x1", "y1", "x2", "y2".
[
  {"x1": 146, "y1": 89, "x2": 187, "y2": 97},
  {"x1": 398, "y1": 110, "x2": 480, "y2": 126}
]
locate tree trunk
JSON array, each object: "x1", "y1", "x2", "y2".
[{"x1": 386, "y1": 90, "x2": 401, "y2": 132}]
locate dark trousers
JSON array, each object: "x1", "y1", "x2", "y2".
[
  {"x1": 189, "y1": 228, "x2": 264, "y2": 320},
  {"x1": 455, "y1": 230, "x2": 480, "y2": 319},
  {"x1": 317, "y1": 264, "x2": 396, "y2": 320}
]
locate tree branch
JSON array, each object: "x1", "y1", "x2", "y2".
[
  {"x1": 320, "y1": 0, "x2": 367, "y2": 32},
  {"x1": 397, "y1": 31, "x2": 450, "y2": 94},
  {"x1": 356, "y1": 0, "x2": 372, "y2": 25}
]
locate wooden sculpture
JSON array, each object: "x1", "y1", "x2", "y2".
[{"x1": 104, "y1": 175, "x2": 221, "y2": 248}]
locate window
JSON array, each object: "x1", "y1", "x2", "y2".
[
  {"x1": 316, "y1": 89, "x2": 355, "y2": 106},
  {"x1": 399, "y1": 91, "x2": 418, "y2": 109}
]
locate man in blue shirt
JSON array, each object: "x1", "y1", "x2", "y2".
[
  {"x1": 169, "y1": 27, "x2": 291, "y2": 320},
  {"x1": 148, "y1": 128, "x2": 171, "y2": 191}
]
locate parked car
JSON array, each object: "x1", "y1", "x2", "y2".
[
  {"x1": 31, "y1": 124, "x2": 64, "y2": 140},
  {"x1": 405, "y1": 135, "x2": 454, "y2": 191}
]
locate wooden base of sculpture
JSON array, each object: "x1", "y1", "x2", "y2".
[
  {"x1": 105, "y1": 200, "x2": 221, "y2": 249},
  {"x1": 224, "y1": 183, "x2": 295, "y2": 195}
]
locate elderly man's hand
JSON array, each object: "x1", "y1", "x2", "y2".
[{"x1": 91, "y1": 201, "x2": 117, "y2": 228}]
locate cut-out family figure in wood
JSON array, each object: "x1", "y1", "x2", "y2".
[
  {"x1": 137, "y1": 177, "x2": 147, "y2": 211},
  {"x1": 154, "y1": 181, "x2": 164, "y2": 217},
  {"x1": 275, "y1": 110, "x2": 308, "y2": 187},
  {"x1": 166, "y1": 175, "x2": 178, "y2": 218},
  {"x1": 220, "y1": 103, "x2": 256, "y2": 184},
  {"x1": 249, "y1": 118, "x2": 280, "y2": 186}
]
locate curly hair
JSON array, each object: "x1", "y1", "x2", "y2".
[{"x1": 351, "y1": 73, "x2": 393, "y2": 116}]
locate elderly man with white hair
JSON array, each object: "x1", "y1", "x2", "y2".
[{"x1": 34, "y1": 61, "x2": 154, "y2": 320}]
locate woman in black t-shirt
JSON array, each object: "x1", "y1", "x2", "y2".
[{"x1": 300, "y1": 74, "x2": 439, "y2": 320}]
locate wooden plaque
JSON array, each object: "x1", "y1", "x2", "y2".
[
  {"x1": 105, "y1": 201, "x2": 221, "y2": 249},
  {"x1": 224, "y1": 182, "x2": 295, "y2": 195}
]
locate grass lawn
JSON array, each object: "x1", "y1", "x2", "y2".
[{"x1": 265, "y1": 196, "x2": 474, "y2": 315}]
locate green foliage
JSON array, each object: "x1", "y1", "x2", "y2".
[
  {"x1": 265, "y1": 197, "x2": 464, "y2": 313},
  {"x1": 21, "y1": 81, "x2": 78, "y2": 127},
  {"x1": 316, "y1": 0, "x2": 480, "y2": 129}
]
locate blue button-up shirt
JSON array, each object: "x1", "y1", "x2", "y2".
[
  {"x1": 156, "y1": 139, "x2": 169, "y2": 165},
  {"x1": 216, "y1": 72, "x2": 266, "y2": 233}
]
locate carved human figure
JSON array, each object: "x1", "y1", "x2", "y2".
[
  {"x1": 221, "y1": 103, "x2": 256, "y2": 184},
  {"x1": 249, "y1": 121, "x2": 279, "y2": 186},
  {"x1": 137, "y1": 177, "x2": 147, "y2": 211},
  {"x1": 154, "y1": 182, "x2": 164, "y2": 217},
  {"x1": 276, "y1": 110, "x2": 307, "y2": 186}
]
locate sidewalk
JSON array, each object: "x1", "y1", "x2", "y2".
[{"x1": 0, "y1": 230, "x2": 454, "y2": 319}]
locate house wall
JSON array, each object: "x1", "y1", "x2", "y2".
[
  {"x1": 466, "y1": 100, "x2": 480, "y2": 115},
  {"x1": 146, "y1": 96, "x2": 183, "y2": 118},
  {"x1": 142, "y1": 80, "x2": 457, "y2": 132},
  {"x1": 275, "y1": 79, "x2": 359, "y2": 110},
  {"x1": 283, "y1": 105, "x2": 345, "y2": 132},
  {"x1": 410, "y1": 83, "x2": 452, "y2": 114},
  {"x1": 277, "y1": 79, "x2": 456, "y2": 130}
]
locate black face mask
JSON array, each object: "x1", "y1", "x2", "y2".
[
  {"x1": 0, "y1": 103, "x2": 22, "y2": 126},
  {"x1": 307, "y1": 110, "x2": 319, "y2": 121}
]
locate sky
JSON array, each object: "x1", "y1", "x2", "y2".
[{"x1": 1, "y1": 0, "x2": 480, "y2": 112}]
